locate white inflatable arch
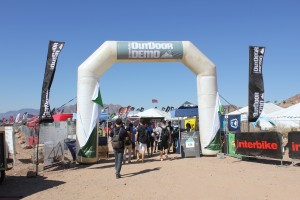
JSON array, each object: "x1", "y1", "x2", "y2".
[{"x1": 77, "y1": 41, "x2": 218, "y2": 163}]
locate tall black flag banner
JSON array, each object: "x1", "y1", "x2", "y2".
[
  {"x1": 248, "y1": 46, "x2": 265, "y2": 122},
  {"x1": 39, "y1": 41, "x2": 65, "y2": 123}
]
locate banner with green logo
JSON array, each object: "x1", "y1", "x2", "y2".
[
  {"x1": 117, "y1": 41, "x2": 183, "y2": 60},
  {"x1": 228, "y1": 132, "x2": 242, "y2": 158}
]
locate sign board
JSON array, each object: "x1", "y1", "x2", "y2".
[
  {"x1": 5, "y1": 126, "x2": 15, "y2": 163},
  {"x1": 235, "y1": 132, "x2": 283, "y2": 159},
  {"x1": 39, "y1": 122, "x2": 68, "y2": 167},
  {"x1": 228, "y1": 115, "x2": 241, "y2": 132},
  {"x1": 220, "y1": 115, "x2": 226, "y2": 135},
  {"x1": 117, "y1": 41, "x2": 183, "y2": 60},
  {"x1": 288, "y1": 131, "x2": 300, "y2": 159},
  {"x1": 180, "y1": 131, "x2": 201, "y2": 157},
  {"x1": 227, "y1": 132, "x2": 242, "y2": 158},
  {"x1": 184, "y1": 118, "x2": 197, "y2": 132}
]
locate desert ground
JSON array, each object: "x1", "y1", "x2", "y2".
[{"x1": 1, "y1": 136, "x2": 300, "y2": 200}]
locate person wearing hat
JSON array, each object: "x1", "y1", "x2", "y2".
[{"x1": 109, "y1": 118, "x2": 127, "y2": 179}]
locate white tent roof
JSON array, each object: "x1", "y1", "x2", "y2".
[
  {"x1": 228, "y1": 102, "x2": 283, "y2": 115},
  {"x1": 127, "y1": 110, "x2": 140, "y2": 117},
  {"x1": 269, "y1": 103, "x2": 300, "y2": 119},
  {"x1": 136, "y1": 108, "x2": 171, "y2": 120},
  {"x1": 228, "y1": 103, "x2": 283, "y2": 122}
]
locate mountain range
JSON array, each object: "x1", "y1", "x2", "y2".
[
  {"x1": 0, "y1": 104, "x2": 122, "y2": 119},
  {"x1": 1, "y1": 94, "x2": 299, "y2": 119}
]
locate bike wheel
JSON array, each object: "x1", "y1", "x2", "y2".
[{"x1": 0, "y1": 170, "x2": 5, "y2": 184}]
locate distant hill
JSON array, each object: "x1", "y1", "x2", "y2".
[
  {"x1": 222, "y1": 105, "x2": 239, "y2": 114},
  {"x1": 0, "y1": 104, "x2": 123, "y2": 119},
  {"x1": 277, "y1": 94, "x2": 300, "y2": 108},
  {"x1": 221, "y1": 94, "x2": 300, "y2": 114},
  {"x1": 0, "y1": 108, "x2": 39, "y2": 119},
  {"x1": 2, "y1": 94, "x2": 299, "y2": 119}
]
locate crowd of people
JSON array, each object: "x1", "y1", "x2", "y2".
[{"x1": 108, "y1": 118, "x2": 180, "y2": 179}]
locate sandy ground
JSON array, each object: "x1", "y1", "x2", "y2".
[{"x1": 1, "y1": 135, "x2": 300, "y2": 200}]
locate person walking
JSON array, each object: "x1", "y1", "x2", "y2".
[
  {"x1": 136, "y1": 119, "x2": 148, "y2": 163},
  {"x1": 157, "y1": 120, "x2": 171, "y2": 161},
  {"x1": 153, "y1": 123, "x2": 159, "y2": 153},
  {"x1": 167, "y1": 121, "x2": 174, "y2": 153},
  {"x1": 123, "y1": 126, "x2": 132, "y2": 164},
  {"x1": 109, "y1": 118, "x2": 127, "y2": 179},
  {"x1": 146, "y1": 122, "x2": 154, "y2": 157},
  {"x1": 130, "y1": 123, "x2": 137, "y2": 159}
]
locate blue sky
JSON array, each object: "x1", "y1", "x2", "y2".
[{"x1": 0, "y1": 0, "x2": 299, "y2": 113}]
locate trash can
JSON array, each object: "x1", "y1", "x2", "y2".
[{"x1": 180, "y1": 131, "x2": 201, "y2": 158}]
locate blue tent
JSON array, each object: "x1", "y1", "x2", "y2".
[{"x1": 172, "y1": 101, "x2": 198, "y2": 117}]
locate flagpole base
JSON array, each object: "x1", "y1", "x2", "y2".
[{"x1": 76, "y1": 156, "x2": 98, "y2": 164}]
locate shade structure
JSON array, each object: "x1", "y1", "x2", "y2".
[
  {"x1": 173, "y1": 101, "x2": 198, "y2": 117},
  {"x1": 137, "y1": 108, "x2": 171, "y2": 120}
]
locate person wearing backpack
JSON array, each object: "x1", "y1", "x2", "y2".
[
  {"x1": 136, "y1": 118, "x2": 148, "y2": 163},
  {"x1": 146, "y1": 122, "x2": 154, "y2": 157},
  {"x1": 167, "y1": 121, "x2": 174, "y2": 153},
  {"x1": 109, "y1": 118, "x2": 127, "y2": 179},
  {"x1": 157, "y1": 120, "x2": 170, "y2": 161}
]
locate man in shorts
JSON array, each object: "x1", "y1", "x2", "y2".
[
  {"x1": 136, "y1": 119, "x2": 148, "y2": 163},
  {"x1": 157, "y1": 120, "x2": 170, "y2": 161}
]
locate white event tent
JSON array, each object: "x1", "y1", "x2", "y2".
[
  {"x1": 228, "y1": 102, "x2": 283, "y2": 121},
  {"x1": 267, "y1": 103, "x2": 300, "y2": 129},
  {"x1": 136, "y1": 108, "x2": 171, "y2": 120},
  {"x1": 228, "y1": 102, "x2": 300, "y2": 130}
]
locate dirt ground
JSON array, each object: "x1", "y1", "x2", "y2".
[{"x1": 1, "y1": 134, "x2": 300, "y2": 200}]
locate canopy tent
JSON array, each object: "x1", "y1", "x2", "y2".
[
  {"x1": 127, "y1": 110, "x2": 140, "y2": 117},
  {"x1": 269, "y1": 103, "x2": 300, "y2": 120},
  {"x1": 171, "y1": 101, "x2": 198, "y2": 117},
  {"x1": 136, "y1": 108, "x2": 171, "y2": 120},
  {"x1": 266, "y1": 103, "x2": 300, "y2": 129},
  {"x1": 228, "y1": 102, "x2": 283, "y2": 122},
  {"x1": 228, "y1": 102, "x2": 300, "y2": 130}
]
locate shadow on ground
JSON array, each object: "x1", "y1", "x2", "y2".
[
  {"x1": 122, "y1": 167, "x2": 161, "y2": 177},
  {"x1": 231, "y1": 156, "x2": 293, "y2": 166},
  {"x1": 0, "y1": 175, "x2": 65, "y2": 199}
]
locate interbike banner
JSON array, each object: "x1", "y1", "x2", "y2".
[
  {"x1": 288, "y1": 131, "x2": 300, "y2": 159},
  {"x1": 248, "y1": 46, "x2": 265, "y2": 122},
  {"x1": 117, "y1": 41, "x2": 183, "y2": 59},
  {"x1": 39, "y1": 41, "x2": 64, "y2": 123},
  {"x1": 227, "y1": 114, "x2": 241, "y2": 132},
  {"x1": 235, "y1": 132, "x2": 283, "y2": 159}
]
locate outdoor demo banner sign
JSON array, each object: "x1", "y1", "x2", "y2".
[
  {"x1": 117, "y1": 41, "x2": 183, "y2": 60},
  {"x1": 39, "y1": 41, "x2": 65, "y2": 123},
  {"x1": 248, "y1": 46, "x2": 265, "y2": 122},
  {"x1": 288, "y1": 131, "x2": 300, "y2": 159},
  {"x1": 227, "y1": 114, "x2": 241, "y2": 132},
  {"x1": 235, "y1": 132, "x2": 283, "y2": 159}
]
